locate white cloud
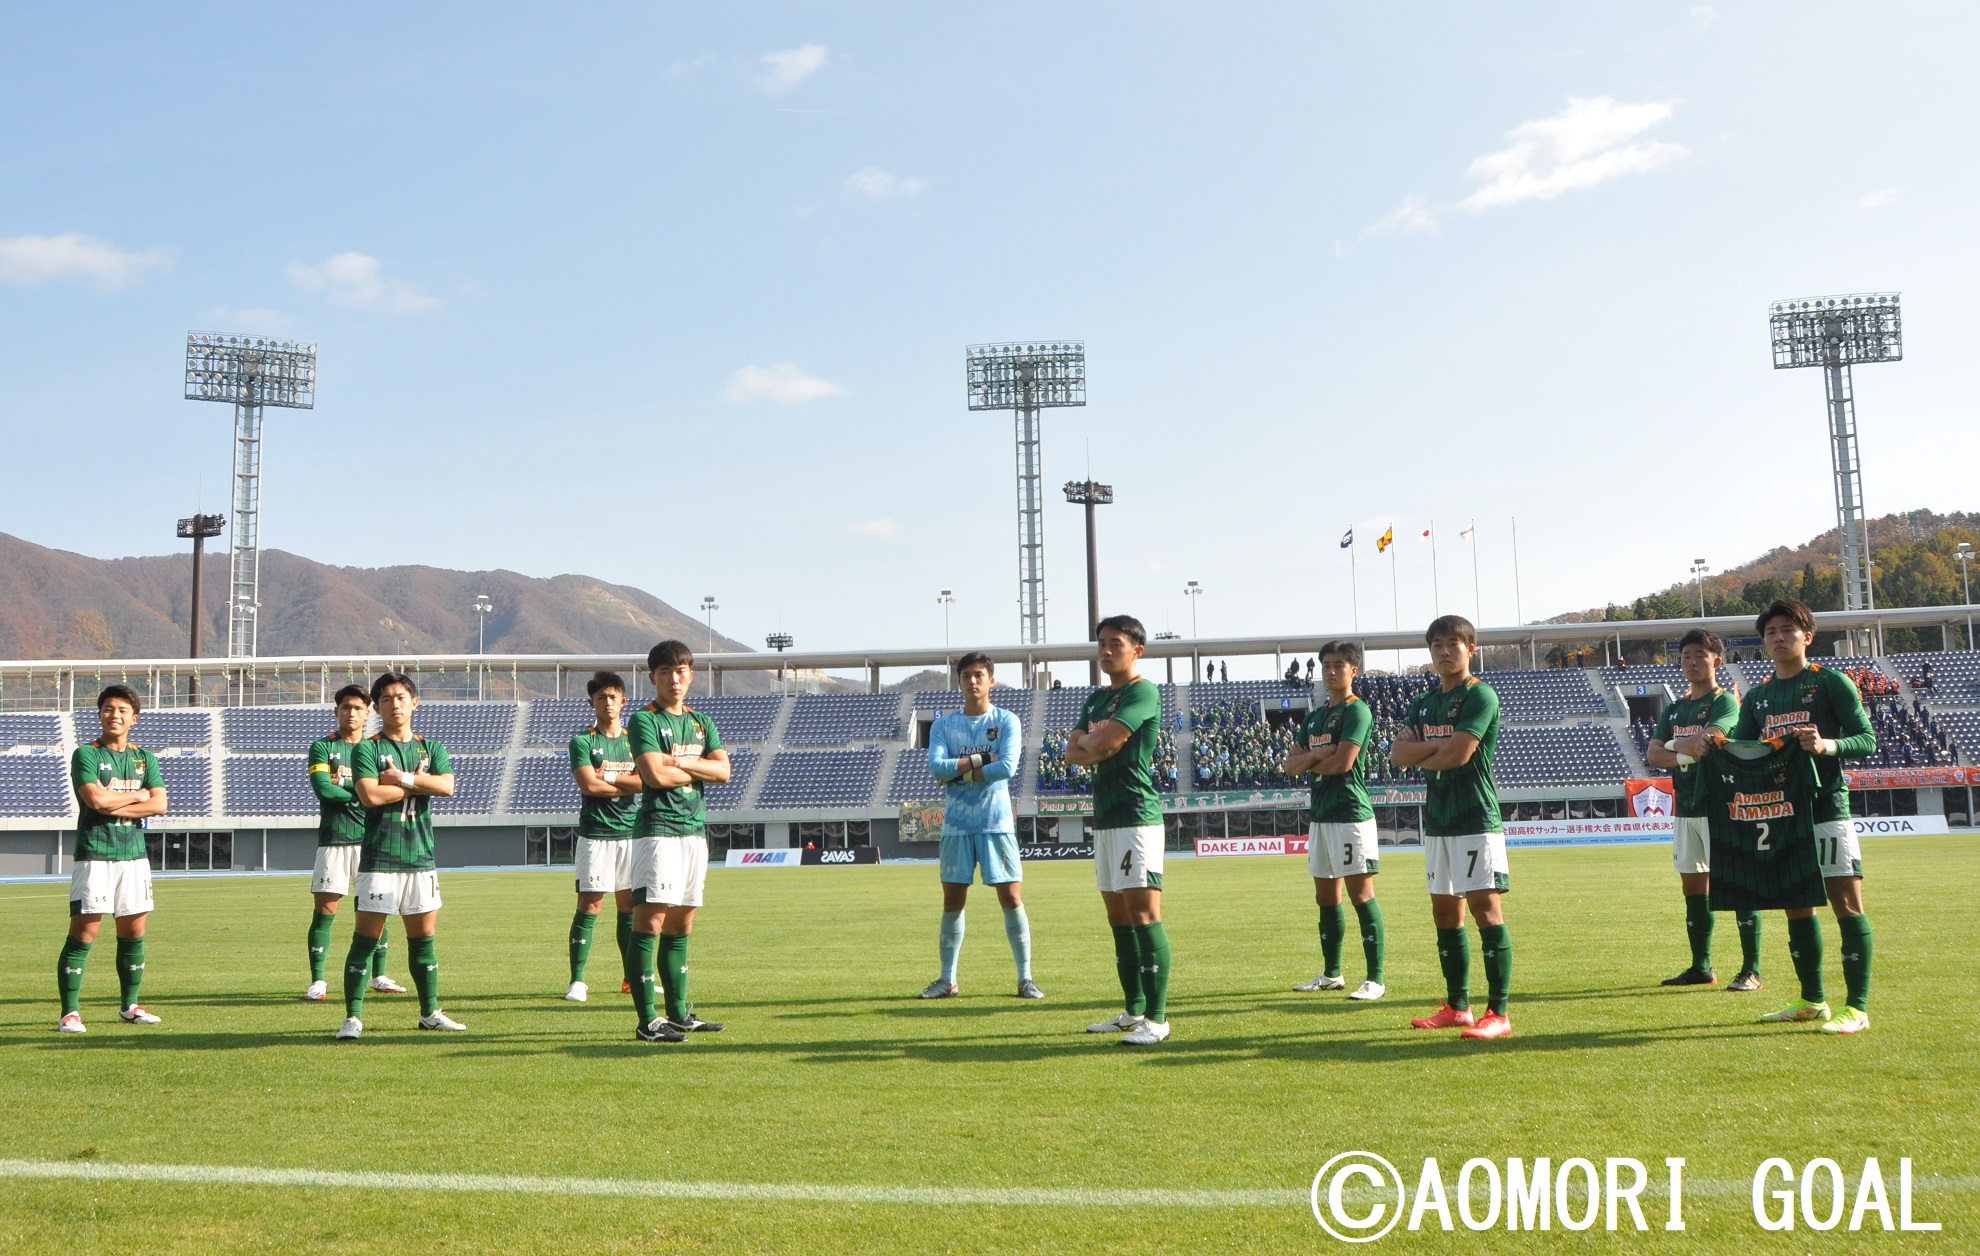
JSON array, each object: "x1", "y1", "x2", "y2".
[
  {"x1": 723, "y1": 363, "x2": 847, "y2": 405},
  {"x1": 757, "y1": 44, "x2": 828, "y2": 95},
  {"x1": 1457, "y1": 97, "x2": 1684, "y2": 212},
  {"x1": 0, "y1": 233, "x2": 172, "y2": 289},
  {"x1": 199, "y1": 306, "x2": 291, "y2": 333},
  {"x1": 285, "y1": 252, "x2": 438, "y2": 312},
  {"x1": 844, "y1": 167, "x2": 927, "y2": 202},
  {"x1": 847, "y1": 518, "x2": 898, "y2": 538},
  {"x1": 1363, "y1": 195, "x2": 1443, "y2": 238},
  {"x1": 1858, "y1": 187, "x2": 1901, "y2": 209},
  {"x1": 1690, "y1": 5, "x2": 1716, "y2": 28},
  {"x1": 668, "y1": 53, "x2": 714, "y2": 77}
]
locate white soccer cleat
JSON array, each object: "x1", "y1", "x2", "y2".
[
  {"x1": 418, "y1": 1010, "x2": 467, "y2": 1032},
  {"x1": 1086, "y1": 1011, "x2": 1145, "y2": 1033},
  {"x1": 1295, "y1": 974, "x2": 1347, "y2": 992},
  {"x1": 304, "y1": 980, "x2": 328, "y2": 1002},
  {"x1": 1347, "y1": 981, "x2": 1387, "y2": 1001},
  {"x1": 370, "y1": 975, "x2": 408, "y2": 994},
  {"x1": 1119, "y1": 1019, "x2": 1172, "y2": 1046},
  {"x1": 336, "y1": 1017, "x2": 363, "y2": 1040},
  {"x1": 564, "y1": 981, "x2": 589, "y2": 1003},
  {"x1": 118, "y1": 1005, "x2": 161, "y2": 1025},
  {"x1": 57, "y1": 1012, "x2": 86, "y2": 1034}
]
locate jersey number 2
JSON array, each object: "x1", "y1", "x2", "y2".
[{"x1": 1753, "y1": 822, "x2": 1771, "y2": 851}]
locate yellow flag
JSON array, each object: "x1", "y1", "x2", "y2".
[{"x1": 1376, "y1": 525, "x2": 1395, "y2": 553}]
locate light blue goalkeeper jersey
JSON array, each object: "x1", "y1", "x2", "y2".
[{"x1": 927, "y1": 706, "x2": 1023, "y2": 836}]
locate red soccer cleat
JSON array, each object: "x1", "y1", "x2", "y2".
[
  {"x1": 1409, "y1": 1003, "x2": 1476, "y2": 1029},
  {"x1": 621, "y1": 979, "x2": 632, "y2": 994},
  {"x1": 1460, "y1": 1011, "x2": 1513, "y2": 1040}
]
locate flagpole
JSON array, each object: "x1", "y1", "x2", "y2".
[
  {"x1": 1429, "y1": 520, "x2": 1440, "y2": 615},
  {"x1": 1349, "y1": 535, "x2": 1360, "y2": 632},
  {"x1": 1468, "y1": 519, "x2": 1481, "y2": 623},
  {"x1": 1511, "y1": 515, "x2": 1526, "y2": 667},
  {"x1": 1389, "y1": 524, "x2": 1401, "y2": 673}
]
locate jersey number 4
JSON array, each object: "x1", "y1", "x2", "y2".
[{"x1": 1119, "y1": 850, "x2": 1134, "y2": 877}]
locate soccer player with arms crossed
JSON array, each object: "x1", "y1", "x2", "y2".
[
  {"x1": 57, "y1": 686, "x2": 167, "y2": 1033},
  {"x1": 627, "y1": 640, "x2": 730, "y2": 1043},
  {"x1": 1733, "y1": 599, "x2": 1878, "y2": 1034},
  {"x1": 1068, "y1": 616, "x2": 1173, "y2": 1046},
  {"x1": 339, "y1": 672, "x2": 464, "y2": 1039},
  {"x1": 564, "y1": 670, "x2": 642, "y2": 1003},
  {"x1": 1644, "y1": 630, "x2": 1762, "y2": 991},
  {"x1": 1389, "y1": 615, "x2": 1514, "y2": 1040},
  {"x1": 918, "y1": 652, "x2": 1040, "y2": 1000},
  {"x1": 1281, "y1": 640, "x2": 1385, "y2": 1001},
  {"x1": 304, "y1": 685, "x2": 406, "y2": 1002}
]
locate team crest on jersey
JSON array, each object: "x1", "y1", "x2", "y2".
[{"x1": 987, "y1": 726, "x2": 998, "y2": 740}]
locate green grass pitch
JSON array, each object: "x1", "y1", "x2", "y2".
[{"x1": 0, "y1": 837, "x2": 1973, "y2": 1253}]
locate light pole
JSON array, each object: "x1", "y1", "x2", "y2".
[
  {"x1": 1153, "y1": 630, "x2": 1179, "y2": 685},
  {"x1": 1690, "y1": 559, "x2": 1709, "y2": 617},
  {"x1": 937, "y1": 589, "x2": 955, "y2": 648},
  {"x1": 176, "y1": 513, "x2": 225, "y2": 705},
  {"x1": 1957, "y1": 542, "x2": 1974, "y2": 651},
  {"x1": 700, "y1": 596, "x2": 719, "y2": 654},
  {"x1": 1184, "y1": 580, "x2": 1203, "y2": 683},
  {"x1": 472, "y1": 594, "x2": 493, "y2": 700},
  {"x1": 766, "y1": 631, "x2": 794, "y2": 692},
  {"x1": 1064, "y1": 479, "x2": 1114, "y2": 684}
]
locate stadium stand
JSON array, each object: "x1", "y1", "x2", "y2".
[
  {"x1": 758, "y1": 747, "x2": 882, "y2": 806},
  {"x1": 887, "y1": 745, "x2": 943, "y2": 804},
  {"x1": 223, "y1": 755, "x2": 315, "y2": 816},
  {"x1": 0, "y1": 751, "x2": 70, "y2": 816},
  {"x1": 1478, "y1": 669, "x2": 1608, "y2": 722},
  {"x1": 522, "y1": 699, "x2": 594, "y2": 747},
  {"x1": 222, "y1": 706, "x2": 343, "y2": 753},
  {"x1": 1189, "y1": 700, "x2": 1299, "y2": 791},
  {"x1": 409, "y1": 703, "x2": 516, "y2": 754},
  {"x1": 1935, "y1": 711, "x2": 1980, "y2": 761},
  {"x1": 912, "y1": 687, "x2": 1038, "y2": 725},
  {"x1": 679, "y1": 696, "x2": 781, "y2": 742},
  {"x1": 1598, "y1": 663, "x2": 1740, "y2": 694},
  {"x1": 785, "y1": 694, "x2": 900, "y2": 745},
  {"x1": 1493, "y1": 726, "x2": 1631, "y2": 787},
  {"x1": 156, "y1": 756, "x2": 213, "y2": 815},
  {"x1": 0, "y1": 712, "x2": 65, "y2": 747},
  {"x1": 81, "y1": 709, "x2": 211, "y2": 748},
  {"x1": 510, "y1": 754, "x2": 581, "y2": 813},
  {"x1": 432, "y1": 755, "x2": 504, "y2": 814},
  {"x1": 704, "y1": 747, "x2": 758, "y2": 811}
]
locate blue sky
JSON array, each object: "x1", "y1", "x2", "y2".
[{"x1": 2, "y1": 3, "x2": 1974, "y2": 673}]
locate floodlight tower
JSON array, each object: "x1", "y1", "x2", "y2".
[
  {"x1": 1064, "y1": 479, "x2": 1113, "y2": 685},
  {"x1": 185, "y1": 332, "x2": 317, "y2": 659},
  {"x1": 176, "y1": 513, "x2": 225, "y2": 704},
  {"x1": 965, "y1": 341, "x2": 1086, "y2": 655},
  {"x1": 1769, "y1": 293, "x2": 1901, "y2": 651}
]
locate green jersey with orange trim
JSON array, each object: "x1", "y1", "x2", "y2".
[
  {"x1": 1298, "y1": 695, "x2": 1374, "y2": 823},
  {"x1": 569, "y1": 727, "x2": 639, "y2": 838},
  {"x1": 1731, "y1": 663, "x2": 1876, "y2": 822},
  {"x1": 308, "y1": 735, "x2": 368, "y2": 846},
  {"x1": 628, "y1": 703, "x2": 722, "y2": 836},
  {"x1": 354, "y1": 734, "x2": 451, "y2": 873},
  {"x1": 71, "y1": 741, "x2": 163, "y2": 862},
  {"x1": 1405, "y1": 677, "x2": 1502, "y2": 838},
  {"x1": 1652, "y1": 688, "x2": 1740, "y2": 817},
  {"x1": 1704, "y1": 737, "x2": 1824, "y2": 912}
]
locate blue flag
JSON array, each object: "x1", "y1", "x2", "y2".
[{"x1": 1339, "y1": 528, "x2": 1353, "y2": 549}]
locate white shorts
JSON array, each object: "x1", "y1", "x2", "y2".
[
  {"x1": 311, "y1": 844, "x2": 363, "y2": 896},
  {"x1": 574, "y1": 836, "x2": 638, "y2": 894},
  {"x1": 70, "y1": 858, "x2": 153, "y2": 918},
  {"x1": 1671, "y1": 816, "x2": 1711, "y2": 875},
  {"x1": 1424, "y1": 832, "x2": 1510, "y2": 897},
  {"x1": 1816, "y1": 819, "x2": 1863, "y2": 879},
  {"x1": 354, "y1": 869, "x2": 442, "y2": 917},
  {"x1": 1094, "y1": 824, "x2": 1165, "y2": 893},
  {"x1": 1308, "y1": 819, "x2": 1380, "y2": 880},
  {"x1": 632, "y1": 834, "x2": 709, "y2": 908}
]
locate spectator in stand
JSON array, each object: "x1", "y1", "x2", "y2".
[
  {"x1": 1220, "y1": 662, "x2": 1229, "y2": 683},
  {"x1": 1205, "y1": 661, "x2": 1215, "y2": 684}
]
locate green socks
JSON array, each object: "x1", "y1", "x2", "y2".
[
  {"x1": 629, "y1": 932, "x2": 660, "y2": 1025},
  {"x1": 1478, "y1": 923, "x2": 1511, "y2": 1017},
  {"x1": 57, "y1": 938, "x2": 92, "y2": 1016},
  {"x1": 115, "y1": 936, "x2": 146, "y2": 1009},
  {"x1": 1684, "y1": 894, "x2": 1713, "y2": 971},
  {"x1": 1839, "y1": 913, "x2": 1872, "y2": 1012},
  {"x1": 370, "y1": 932, "x2": 389, "y2": 980},
  {"x1": 1437, "y1": 927, "x2": 1470, "y2": 1010},
  {"x1": 343, "y1": 932, "x2": 381, "y2": 1018},
  {"x1": 1132, "y1": 922, "x2": 1172, "y2": 1023},
  {"x1": 407, "y1": 935, "x2": 439, "y2": 1017},
  {"x1": 616, "y1": 911, "x2": 634, "y2": 974},
  {"x1": 569, "y1": 909, "x2": 599, "y2": 984},
  {"x1": 1352, "y1": 898, "x2": 1385, "y2": 984},
  {"x1": 1787, "y1": 913, "x2": 1825, "y2": 1004},
  {"x1": 1737, "y1": 911, "x2": 1762, "y2": 976},
  {"x1": 307, "y1": 911, "x2": 335, "y2": 982},
  {"x1": 1111, "y1": 924, "x2": 1145, "y2": 1017},
  {"x1": 1318, "y1": 903, "x2": 1347, "y2": 979},
  {"x1": 659, "y1": 933, "x2": 690, "y2": 1022}
]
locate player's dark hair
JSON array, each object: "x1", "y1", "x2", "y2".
[
  {"x1": 1094, "y1": 615, "x2": 1146, "y2": 646},
  {"x1": 647, "y1": 639, "x2": 694, "y2": 672},
  {"x1": 1677, "y1": 628, "x2": 1724, "y2": 657},
  {"x1": 1756, "y1": 599, "x2": 1816, "y2": 638},
  {"x1": 1319, "y1": 640, "x2": 1364, "y2": 670},
  {"x1": 954, "y1": 651, "x2": 995, "y2": 677},
  {"x1": 586, "y1": 670, "x2": 626, "y2": 698},
  {"x1": 1424, "y1": 614, "x2": 1476, "y2": 649},
  {"x1": 333, "y1": 684, "x2": 370, "y2": 707},
  {"x1": 96, "y1": 684, "x2": 141, "y2": 715},
  {"x1": 370, "y1": 671, "x2": 419, "y2": 704}
]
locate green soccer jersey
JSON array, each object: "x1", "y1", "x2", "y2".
[
  {"x1": 569, "y1": 727, "x2": 638, "y2": 838},
  {"x1": 1704, "y1": 738, "x2": 1824, "y2": 913},
  {"x1": 1405, "y1": 677, "x2": 1502, "y2": 838},
  {"x1": 628, "y1": 703, "x2": 722, "y2": 836},
  {"x1": 1299, "y1": 695, "x2": 1374, "y2": 823},
  {"x1": 1652, "y1": 688, "x2": 1741, "y2": 817},
  {"x1": 308, "y1": 735, "x2": 368, "y2": 846},
  {"x1": 70, "y1": 741, "x2": 163, "y2": 862},
  {"x1": 1731, "y1": 663, "x2": 1876, "y2": 823},
  {"x1": 1076, "y1": 678, "x2": 1165, "y2": 830},
  {"x1": 353, "y1": 734, "x2": 451, "y2": 873}
]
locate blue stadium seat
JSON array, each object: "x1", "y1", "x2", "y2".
[
  {"x1": 785, "y1": 695, "x2": 899, "y2": 745},
  {"x1": 0, "y1": 752, "x2": 71, "y2": 816},
  {"x1": 223, "y1": 755, "x2": 316, "y2": 816}
]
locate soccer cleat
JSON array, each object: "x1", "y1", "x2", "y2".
[
  {"x1": 417, "y1": 1010, "x2": 467, "y2": 1031},
  {"x1": 1295, "y1": 974, "x2": 1348, "y2": 992},
  {"x1": 304, "y1": 980, "x2": 329, "y2": 1002},
  {"x1": 1016, "y1": 980, "x2": 1046, "y2": 1000},
  {"x1": 1086, "y1": 1011, "x2": 1145, "y2": 1033},
  {"x1": 1409, "y1": 1004, "x2": 1477, "y2": 1029},
  {"x1": 1727, "y1": 971, "x2": 1765, "y2": 992},
  {"x1": 57, "y1": 1012, "x2": 86, "y2": 1034},
  {"x1": 620, "y1": 979, "x2": 632, "y2": 993},
  {"x1": 664, "y1": 1011, "x2": 724, "y2": 1033},
  {"x1": 336, "y1": 1017, "x2": 363, "y2": 1040},
  {"x1": 1819, "y1": 1007, "x2": 1869, "y2": 1035},
  {"x1": 1459, "y1": 1011, "x2": 1513, "y2": 1040},
  {"x1": 636, "y1": 1018, "x2": 686, "y2": 1043},
  {"x1": 1347, "y1": 981, "x2": 1387, "y2": 1001},
  {"x1": 118, "y1": 1005, "x2": 161, "y2": 1025},
  {"x1": 917, "y1": 980, "x2": 959, "y2": 999},
  {"x1": 1760, "y1": 998, "x2": 1831, "y2": 1023},
  {"x1": 1661, "y1": 968, "x2": 1717, "y2": 987},
  {"x1": 563, "y1": 981, "x2": 589, "y2": 1003},
  {"x1": 1119, "y1": 1019, "x2": 1172, "y2": 1046},
  {"x1": 370, "y1": 975, "x2": 408, "y2": 994}
]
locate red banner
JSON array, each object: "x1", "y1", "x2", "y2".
[
  {"x1": 1844, "y1": 766, "x2": 1977, "y2": 789},
  {"x1": 1625, "y1": 779, "x2": 1676, "y2": 818}
]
